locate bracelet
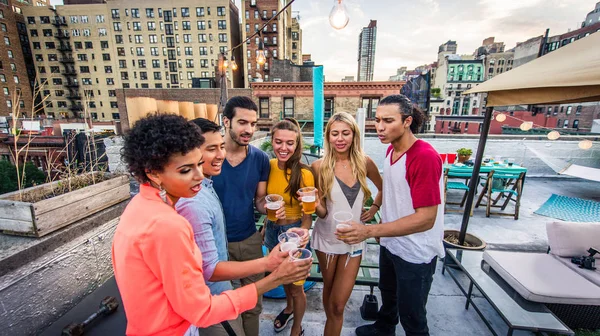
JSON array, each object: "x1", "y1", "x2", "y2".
[{"x1": 371, "y1": 204, "x2": 380, "y2": 209}]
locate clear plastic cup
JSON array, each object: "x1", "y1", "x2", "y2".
[
  {"x1": 298, "y1": 187, "x2": 317, "y2": 214},
  {"x1": 288, "y1": 248, "x2": 312, "y2": 286},
  {"x1": 333, "y1": 211, "x2": 353, "y2": 239},
  {"x1": 278, "y1": 232, "x2": 300, "y2": 252},
  {"x1": 266, "y1": 194, "x2": 284, "y2": 222}
]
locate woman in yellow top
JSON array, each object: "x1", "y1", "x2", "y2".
[{"x1": 264, "y1": 118, "x2": 314, "y2": 336}]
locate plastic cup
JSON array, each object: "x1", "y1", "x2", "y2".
[
  {"x1": 287, "y1": 227, "x2": 308, "y2": 243},
  {"x1": 278, "y1": 231, "x2": 300, "y2": 252},
  {"x1": 298, "y1": 187, "x2": 317, "y2": 214},
  {"x1": 288, "y1": 248, "x2": 312, "y2": 286},
  {"x1": 266, "y1": 194, "x2": 283, "y2": 222},
  {"x1": 440, "y1": 153, "x2": 448, "y2": 164},
  {"x1": 507, "y1": 158, "x2": 515, "y2": 167},
  {"x1": 333, "y1": 211, "x2": 353, "y2": 239},
  {"x1": 447, "y1": 153, "x2": 457, "y2": 164}
]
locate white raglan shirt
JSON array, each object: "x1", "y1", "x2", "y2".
[{"x1": 380, "y1": 140, "x2": 445, "y2": 264}]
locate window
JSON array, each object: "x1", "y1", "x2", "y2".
[
  {"x1": 217, "y1": 6, "x2": 225, "y2": 16},
  {"x1": 283, "y1": 98, "x2": 294, "y2": 118},
  {"x1": 218, "y1": 20, "x2": 226, "y2": 30},
  {"x1": 13, "y1": 76, "x2": 19, "y2": 84},
  {"x1": 324, "y1": 97, "x2": 334, "y2": 118},
  {"x1": 131, "y1": 8, "x2": 140, "y2": 18},
  {"x1": 563, "y1": 119, "x2": 569, "y2": 128},
  {"x1": 3, "y1": 87, "x2": 8, "y2": 96},
  {"x1": 111, "y1": 9, "x2": 120, "y2": 19},
  {"x1": 85, "y1": 41, "x2": 93, "y2": 49},
  {"x1": 218, "y1": 33, "x2": 227, "y2": 42},
  {"x1": 547, "y1": 107, "x2": 552, "y2": 115},
  {"x1": 184, "y1": 47, "x2": 193, "y2": 56},
  {"x1": 77, "y1": 54, "x2": 88, "y2": 61},
  {"x1": 184, "y1": 34, "x2": 192, "y2": 43},
  {"x1": 52, "y1": 78, "x2": 62, "y2": 85},
  {"x1": 70, "y1": 15, "x2": 78, "y2": 24},
  {"x1": 33, "y1": 42, "x2": 41, "y2": 49},
  {"x1": 198, "y1": 34, "x2": 206, "y2": 42},
  {"x1": 136, "y1": 47, "x2": 144, "y2": 56},
  {"x1": 152, "y1": 59, "x2": 160, "y2": 68},
  {"x1": 133, "y1": 22, "x2": 141, "y2": 31},
  {"x1": 553, "y1": 106, "x2": 558, "y2": 115},
  {"x1": 362, "y1": 97, "x2": 380, "y2": 118},
  {"x1": 149, "y1": 35, "x2": 157, "y2": 43},
  {"x1": 48, "y1": 54, "x2": 57, "y2": 61},
  {"x1": 146, "y1": 8, "x2": 154, "y2": 18},
  {"x1": 100, "y1": 41, "x2": 109, "y2": 49},
  {"x1": 119, "y1": 60, "x2": 127, "y2": 68},
  {"x1": 0, "y1": 75, "x2": 5, "y2": 83},
  {"x1": 182, "y1": 21, "x2": 191, "y2": 30},
  {"x1": 273, "y1": 23, "x2": 277, "y2": 32},
  {"x1": 181, "y1": 7, "x2": 190, "y2": 17},
  {"x1": 82, "y1": 78, "x2": 92, "y2": 85},
  {"x1": 80, "y1": 66, "x2": 90, "y2": 73},
  {"x1": 254, "y1": 24, "x2": 259, "y2": 32},
  {"x1": 254, "y1": 10, "x2": 258, "y2": 19},
  {"x1": 153, "y1": 71, "x2": 162, "y2": 80},
  {"x1": 105, "y1": 66, "x2": 112, "y2": 73},
  {"x1": 135, "y1": 35, "x2": 143, "y2": 43},
  {"x1": 566, "y1": 106, "x2": 572, "y2": 115},
  {"x1": 9, "y1": 63, "x2": 16, "y2": 71},
  {"x1": 121, "y1": 72, "x2": 129, "y2": 80},
  {"x1": 4, "y1": 37, "x2": 10, "y2": 45},
  {"x1": 113, "y1": 22, "x2": 122, "y2": 31},
  {"x1": 196, "y1": 7, "x2": 205, "y2": 17},
  {"x1": 147, "y1": 21, "x2": 156, "y2": 30},
  {"x1": 140, "y1": 72, "x2": 148, "y2": 80},
  {"x1": 258, "y1": 97, "x2": 269, "y2": 118},
  {"x1": 200, "y1": 59, "x2": 208, "y2": 68},
  {"x1": 186, "y1": 59, "x2": 194, "y2": 68},
  {"x1": 110, "y1": 101, "x2": 118, "y2": 108},
  {"x1": 6, "y1": 100, "x2": 12, "y2": 108}
]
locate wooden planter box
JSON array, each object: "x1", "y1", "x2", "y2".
[{"x1": 0, "y1": 174, "x2": 130, "y2": 237}]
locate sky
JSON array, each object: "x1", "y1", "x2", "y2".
[{"x1": 49, "y1": 0, "x2": 596, "y2": 81}]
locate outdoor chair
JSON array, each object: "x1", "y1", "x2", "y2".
[
  {"x1": 444, "y1": 167, "x2": 476, "y2": 215},
  {"x1": 475, "y1": 169, "x2": 525, "y2": 219}
]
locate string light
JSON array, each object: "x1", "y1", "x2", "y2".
[
  {"x1": 519, "y1": 121, "x2": 533, "y2": 131},
  {"x1": 230, "y1": 56, "x2": 238, "y2": 71},
  {"x1": 547, "y1": 131, "x2": 560, "y2": 140},
  {"x1": 579, "y1": 140, "x2": 593, "y2": 150},
  {"x1": 495, "y1": 113, "x2": 506, "y2": 122},
  {"x1": 329, "y1": 0, "x2": 350, "y2": 30},
  {"x1": 257, "y1": 40, "x2": 266, "y2": 66},
  {"x1": 223, "y1": 56, "x2": 229, "y2": 69}
]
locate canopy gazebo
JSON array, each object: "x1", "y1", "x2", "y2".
[{"x1": 458, "y1": 32, "x2": 600, "y2": 244}]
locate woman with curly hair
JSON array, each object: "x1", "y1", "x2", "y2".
[
  {"x1": 311, "y1": 111, "x2": 382, "y2": 336},
  {"x1": 113, "y1": 114, "x2": 312, "y2": 336},
  {"x1": 263, "y1": 118, "x2": 314, "y2": 336}
]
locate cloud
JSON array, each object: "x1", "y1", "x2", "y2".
[{"x1": 291, "y1": 0, "x2": 592, "y2": 81}]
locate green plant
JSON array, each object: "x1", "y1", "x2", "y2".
[
  {"x1": 260, "y1": 140, "x2": 273, "y2": 152},
  {"x1": 457, "y1": 148, "x2": 473, "y2": 156},
  {"x1": 431, "y1": 88, "x2": 441, "y2": 98},
  {"x1": 0, "y1": 161, "x2": 46, "y2": 195}
]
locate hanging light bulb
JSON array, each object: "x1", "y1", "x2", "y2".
[
  {"x1": 519, "y1": 121, "x2": 533, "y2": 131},
  {"x1": 547, "y1": 130, "x2": 560, "y2": 140},
  {"x1": 495, "y1": 113, "x2": 506, "y2": 122},
  {"x1": 223, "y1": 56, "x2": 229, "y2": 69},
  {"x1": 329, "y1": 0, "x2": 350, "y2": 30},
  {"x1": 578, "y1": 139, "x2": 593, "y2": 150},
  {"x1": 231, "y1": 55, "x2": 238, "y2": 71},
  {"x1": 257, "y1": 40, "x2": 266, "y2": 65}
]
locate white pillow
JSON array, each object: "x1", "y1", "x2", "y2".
[{"x1": 546, "y1": 221, "x2": 600, "y2": 259}]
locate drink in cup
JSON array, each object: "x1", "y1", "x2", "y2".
[
  {"x1": 298, "y1": 187, "x2": 317, "y2": 214},
  {"x1": 266, "y1": 194, "x2": 284, "y2": 222},
  {"x1": 287, "y1": 227, "x2": 309, "y2": 246},
  {"x1": 288, "y1": 248, "x2": 312, "y2": 286},
  {"x1": 333, "y1": 211, "x2": 353, "y2": 239},
  {"x1": 507, "y1": 158, "x2": 515, "y2": 167},
  {"x1": 278, "y1": 232, "x2": 300, "y2": 252}
]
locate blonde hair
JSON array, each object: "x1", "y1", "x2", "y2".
[{"x1": 318, "y1": 112, "x2": 371, "y2": 204}]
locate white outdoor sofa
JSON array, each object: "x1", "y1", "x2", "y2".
[{"x1": 483, "y1": 221, "x2": 600, "y2": 330}]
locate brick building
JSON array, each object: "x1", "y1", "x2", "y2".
[
  {"x1": 533, "y1": 102, "x2": 600, "y2": 132},
  {"x1": 241, "y1": 0, "x2": 301, "y2": 86},
  {"x1": 251, "y1": 81, "x2": 404, "y2": 131},
  {"x1": 0, "y1": 0, "x2": 48, "y2": 117}
]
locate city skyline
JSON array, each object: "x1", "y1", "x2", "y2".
[{"x1": 49, "y1": 0, "x2": 597, "y2": 81}]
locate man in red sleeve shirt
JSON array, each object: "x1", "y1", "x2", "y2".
[{"x1": 337, "y1": 94, "x2": 444, "y2": 336}]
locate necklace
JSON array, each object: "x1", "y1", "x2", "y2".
[{"x1": 339, "y1": 161, "x2": 349, "y2": 169}]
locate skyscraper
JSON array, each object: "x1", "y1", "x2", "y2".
[{"x1": 357, "y1": 20, "x2": 376, "y2": 82}]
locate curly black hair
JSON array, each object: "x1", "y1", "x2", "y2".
[{"x1": 121, "y1": 113, "x2": 205, "y2": 183}]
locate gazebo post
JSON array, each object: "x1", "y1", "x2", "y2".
[{"x1": 458, "y1": 106, "x2": 494, "y2": 245}]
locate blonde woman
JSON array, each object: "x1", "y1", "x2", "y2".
[{"x1": 311, "y1": 112, "x2": 382, "y2": 336}]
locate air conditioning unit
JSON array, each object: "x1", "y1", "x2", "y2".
[{"x1": 273, "y1": 78, "x2": 282, "y2": 82}]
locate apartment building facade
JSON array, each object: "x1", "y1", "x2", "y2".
[
  {"x1": 357, "y1": 20, "x2": 376, "y2": 82},
  {"x1": 241, "y1": 0, "x2": 301, "y2": 86},
  {"x1": 0, "y1": 0, "x2": 49, "y2": 117},
  {"x1": 23, "y1": 0, "x2": 242, "y2": 121}
]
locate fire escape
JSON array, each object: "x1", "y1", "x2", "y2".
[{"x1": 51, "y1": 8, "x2": 82, "y2": 118}]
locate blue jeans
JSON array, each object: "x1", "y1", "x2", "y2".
[
  {"x1": 264, "y1": 219, "x2": 309, "y2": 251},
  {"x1": 376, "y1": 246, "x2": 437, "y2": 336}
]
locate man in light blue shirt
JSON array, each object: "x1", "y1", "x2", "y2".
[{"x1": 177, "y1": 118, "x2": 286, "y2": 336}]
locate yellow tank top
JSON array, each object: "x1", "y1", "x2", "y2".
[{"x1": 266, "y1": 159, "x2": 315, "y2": 220}]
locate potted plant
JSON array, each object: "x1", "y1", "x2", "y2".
[{"x1": 457, "y1": 148, "x2": 473, "y2": 163}]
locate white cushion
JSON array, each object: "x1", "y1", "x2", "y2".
[
  {"x1": 483, "y1": 250, "x2": 600, "y2": 305},
  {"x1": 546, "y1": 221, "x2": 600, "y2": 259},
  {"x1": 555, "y1": 256, "x2": 600, "y2": 287}
]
